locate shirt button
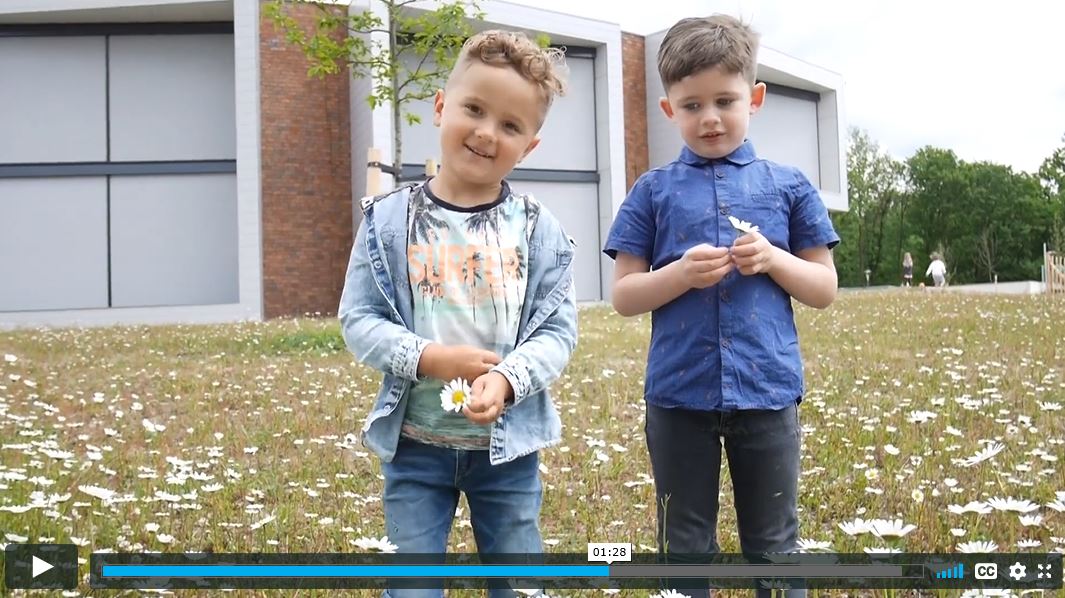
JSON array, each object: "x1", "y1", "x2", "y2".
[
  {"x1": 719, "y1": 206, "x2": 729, "y2": 215},
  {"x1": 721, "y1": 338, "x2": 732, "y2": 348},
  {"x1": 720, "y1": 290, "x2": 730, "y2": 302},
  {"x1": 715, "y1": 170, "x2": 725, "y2": 179}
]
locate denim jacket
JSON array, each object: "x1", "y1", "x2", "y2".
[{"x1": 338, "y1": 183, "x2": 578, "y2": 465}]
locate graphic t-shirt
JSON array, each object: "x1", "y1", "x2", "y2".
[{"x1": 402, "y1": 181, "x2": 530, "y2": 448}]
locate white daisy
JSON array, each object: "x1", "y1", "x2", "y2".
[
  {"x1": 987, "y1": 497, "x2": 1039, "y2": 513},
  {"x1": 1037, "y1": 401, "x2": 1062, "y2": 411},
  {"x1": 250, "y1": 515, "x2": 276, "y2": 530},
  {"x1": 78, "y1": 484, "x2": 117, "y2": 502},
  {"x1": 1017, "y1": 539, "x2": 1042, "y2": 549},
  {"x1": 439, "y1": 378, "x2": 472, "y2": 413},
  {"x1": 869, "y1": 518, "x2": 917, "y2": 538},
  {"x1": 0, "y1": 505, "x2": 34, "y2": 513},
  {"x1": 951, "y1": 528, "x2": 966, "y2": 537},
  {"x1": 796, "y1": 539, "x2": 833, "y2": 552},
  {"x1": 1018, "y1": 514, "x2": 1043, "y2": 526},
  {"x1": 948, "y1": 501, "x2": 992, "y2": 515},
  {"x1": 727, "y1": 215, "x2": 759, "y2": 234},
  {"x1": 1046, "y1": 499, "x2": 1065, "y2": 512},
  {"x1": 956, "y1": 540, "x2": 998, "y2": 553},
  {"x1": 838, "y1": 518, "x2": 874, "y2": 536},
  {"x1": 351, "y1": 535, "x2": 398, "y2": 553},
  {"x1": 3, "y1": 354, "x2": 16, "y2": 363},
  {"x1": 884, "y1": 444, "x2": 901, "y2": 455},
  {"x1": 863, "y1": 547, "x2": 902, "y2": 554},
  {"x1": 954, "y1": 442, "x2": 1005, "y2": 467},
  {"x1": 907, "y1": 410, "x2": 938, "y2": 424},
  {"x1": 650, "y1": 590, "x2": 690, "y2": 598}
]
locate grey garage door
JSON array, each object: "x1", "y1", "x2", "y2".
[
  {"x1": 748, "y1": 86, "x2": 821, "y2": 188},
  {"x1": 0, "y1": 24, "x2": 238, "y2": 313}
]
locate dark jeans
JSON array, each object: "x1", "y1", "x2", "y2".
[{"x1": 646, "y1": 403, "x2": 805, "y2": 598}]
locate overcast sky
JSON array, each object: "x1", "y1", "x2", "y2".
[{"x1": 509, "y1": 0, "x2": 1065, "y2": 174}]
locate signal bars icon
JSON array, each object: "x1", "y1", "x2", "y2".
[{"x1": 935, "y1": 563, "x2": 965, "y2": 579}]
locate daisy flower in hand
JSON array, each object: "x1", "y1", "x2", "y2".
[
  {"x1": 728, "y1": 215, "x2": 759, "y2": 234},
  {"x1": 440, "y1": 378, "x2": 472, "y2": 413}
]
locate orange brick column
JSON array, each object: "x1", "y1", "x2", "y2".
[{"x1": 260, "y1": 1, "x2": 353, "y2": 318}]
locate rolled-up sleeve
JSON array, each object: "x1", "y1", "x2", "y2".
[{"x1": 603, "y1": 175, "x2": 656, "y2": 262}]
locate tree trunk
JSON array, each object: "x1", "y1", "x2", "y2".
[{"x1": 389, "y1": 5, "x2": 402, "y2": 180}]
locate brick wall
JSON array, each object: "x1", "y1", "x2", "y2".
[
  {"x1": 621, "y1": 32, "x2": 649, "y2": 192},
  {"x1": 260, "y1": 1, "x2": 353, "y2": 319}
]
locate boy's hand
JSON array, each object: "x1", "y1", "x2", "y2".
[
  {"x1": 679, "y1": 244, "x2": 734, "y2": 289},
  {"x1": 731, "y1": 232, "x2": 778, "y2": 275},
  {"x1": 463, "y1": 372, "x2": 512, "y2": 425},
  {"x1": 419, "y1": 344, "x2": 502, "y2": 383}
]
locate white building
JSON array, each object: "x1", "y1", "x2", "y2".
[{"x1": 0, "y1": 0, "x2": 846, "y2": 328}]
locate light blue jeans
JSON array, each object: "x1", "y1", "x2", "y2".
[{"x1": 381, "y1": 438, "x2": 543, "y2": 598}]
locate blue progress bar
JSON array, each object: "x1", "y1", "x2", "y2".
[{"x1": 102, "y1": 565, "x2": 610, "y2": 578}]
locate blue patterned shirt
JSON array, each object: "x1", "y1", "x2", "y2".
[{"x1": 603, "y1": 141, "x2": 840, "y2": 411}]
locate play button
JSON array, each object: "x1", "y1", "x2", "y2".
[
  {"x1": 4, "y1": 543, "x2": 77, "y2": 590},
  {"x1": 32, "y1": 555, "x2": 55, "y2": 578}
]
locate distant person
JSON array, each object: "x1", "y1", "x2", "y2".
[
  {"x1": 926, "y1": 253, "x2": 947, "y2": 287},
  {"x1": 902, "y1": 252, "x2": 914, "y2": 287}
]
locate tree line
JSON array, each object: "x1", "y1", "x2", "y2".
[{"x1": 831, "y1": 128, "x2": 1065, "y2": 287}]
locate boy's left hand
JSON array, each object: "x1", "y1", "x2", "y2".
[
  {"x1": 463, "y1": 372, "x2": 512, "y2": 425},
  {"x1": 731, "y1": 232, "x2": 778, "y2": 275}
]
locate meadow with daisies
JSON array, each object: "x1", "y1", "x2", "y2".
[{"x1": 1, "y1": 290, "x2": 1063, "y2": 597}]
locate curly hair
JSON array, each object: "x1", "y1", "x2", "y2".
[{"x1": 449, "y1": 30, "x2": 568, "y2": 112}]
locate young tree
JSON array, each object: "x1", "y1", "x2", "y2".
[
  {"x1": 844, "y1": 127, "x2": 903, "y2": 280},
  {"x1": 266, "y1": 0, "x2": 483, "y2": 175}
]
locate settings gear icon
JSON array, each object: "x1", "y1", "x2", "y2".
[{"x1": 1008, "y1": 562, "x2": 1027, "y2": 581}]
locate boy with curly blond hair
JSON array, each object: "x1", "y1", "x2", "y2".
[{"x1": 339, "y1": 30, "x2": 576, "y2": 598}]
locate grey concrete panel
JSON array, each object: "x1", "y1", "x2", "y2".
[
  {"x1": 0, "y1": 177, "x2": 109, "y2": 311},
  {"x1": 108, "y1": 34, "x2": 236, "y2": 161},
  {"x1": 0, "y1": 36, "x2": 107, "y2": 163},
  {"x1": 508, "y1": 180, "x2": 600, "y2": 301},
  {"x1": 109, "y1": 174, "x2": 238, "y2": 307},
  {"x1": 748, "y1": 90, "x2": 821, "y2": 187}
]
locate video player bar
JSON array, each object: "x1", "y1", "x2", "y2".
[{"x1": 85, "y1": 552, "x2": 1061, "y2": 590}]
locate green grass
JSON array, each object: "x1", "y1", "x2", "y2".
[{"x1": 1, "y1": 291, "x2": 1063, "y2": 597}]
